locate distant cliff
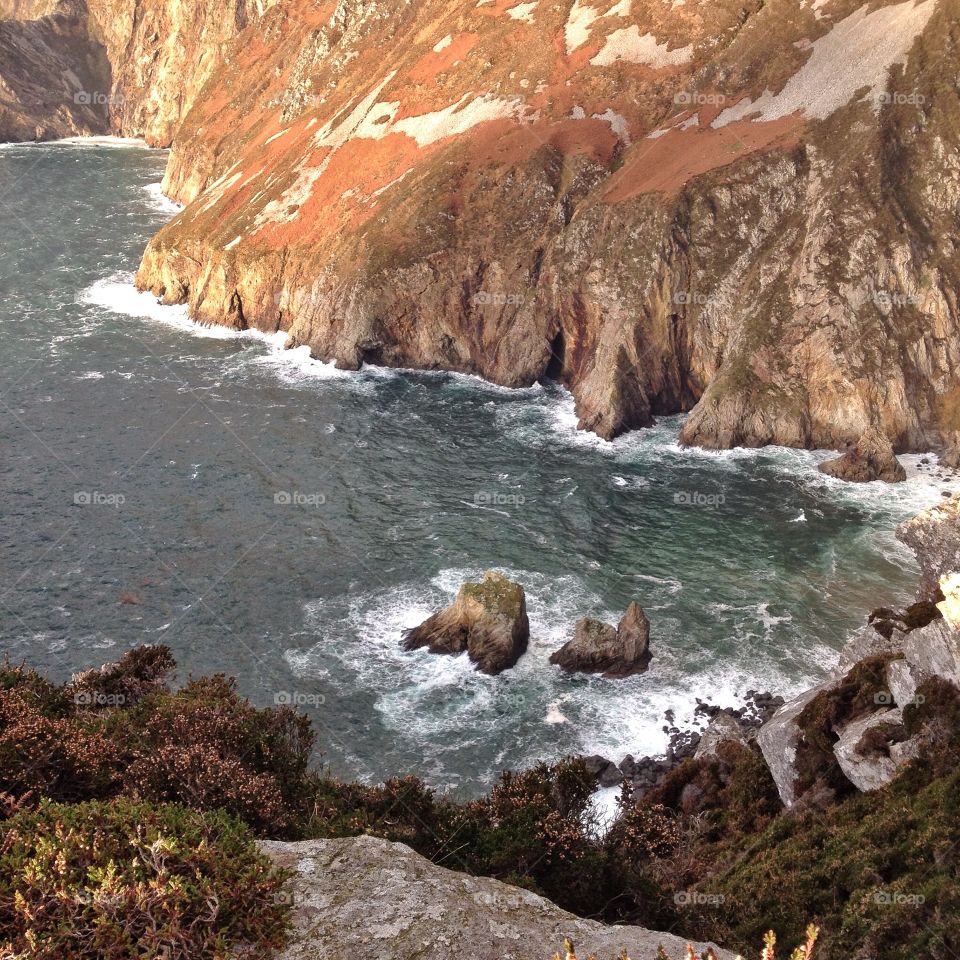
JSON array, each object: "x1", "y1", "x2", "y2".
[
  {"x1": 4, "y1": 0, "x2": 960, "y2": 457},
  {"x1": 134, "y1": 0, "x2": 960, "y2": 456},
  {"x1": 0, "y1": 0, "x2": 275, "y2": 144}
]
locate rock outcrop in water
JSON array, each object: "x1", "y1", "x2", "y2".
[
  {"x1": 260, "y1": 834, "x2": 733, "y2": 960},
  {"x1": 551, "y1": 601, "x2": 652, "y2": 678},
  {"x1": 817, "y1": 427, "x2": 907, "y2": 483},
  {"x1": 403, "y1": 571, "x2": 529, "y2": 675},
  {"x1": 128, "y1": 0, "x2": 960, "y2": 461}
]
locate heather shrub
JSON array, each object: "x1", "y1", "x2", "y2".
[
  {"x1": 0, "y1": 800, "x2": 290, "y2": 960},
  {"x1": 690, "y1": 763, "x2": 960, "y2": 958},
  {"x1": 123, "y1": 675, "x2": 315, "y2": 836},
  {"x1": 0, "y1": 649, "x2": 316, "y2": 838}
]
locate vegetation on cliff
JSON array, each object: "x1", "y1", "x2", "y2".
[{"x1": 2, "y1": 644, "x2": 959, "y2": 958}]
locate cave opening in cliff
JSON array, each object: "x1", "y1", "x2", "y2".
[{"x1": 544, "y1": 328, "x2": 566, "y2": 382}]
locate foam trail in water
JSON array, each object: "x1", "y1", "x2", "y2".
[{"x1": 143, "y1": 182, "x2": 184, "y2": 215}]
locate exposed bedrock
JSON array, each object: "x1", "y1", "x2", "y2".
[
  {"x1": 0, "y1": 0, "x2": 276, "y2": 146},
  {"x1": 134, "y1": 0, "x2": 960, "y2": 456},
  {"x1": 550, "y1": 601, "x2": 652, "y2": 678},
  {"x1": 403, "y1": 571, "x2": 530, "y2": 676}
]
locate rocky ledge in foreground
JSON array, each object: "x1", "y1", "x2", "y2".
[
  {"x1": 551, "y1": 602, "x2": 652, "y2": 678},
  {"x1": 403, "y1": 571, "x2": 529, "y2": 675},
  {"x1": 261, "y1": 835, "x2": 732, "y2": 960}
]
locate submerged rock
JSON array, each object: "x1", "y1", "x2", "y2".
[
  {"x1": 403, "y1": 571, "x2": 529, "y2": 675},
  {"x1": 818, "y1": 428, "x2": 906, "y2": 484},
  {"x1": 550, "y1": 602, "x2": 651, "y2": 678},
  {"x1": 261, "y1": 835, "x2": 734, "y2": 960}
]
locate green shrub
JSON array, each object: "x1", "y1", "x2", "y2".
[{"x1": 0, "y1": 800, "x2": 290, "y2": 960}]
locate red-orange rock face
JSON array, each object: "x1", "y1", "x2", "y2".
[{"x1": 11, "y1": 0, "x2": 960, "y2": 452}]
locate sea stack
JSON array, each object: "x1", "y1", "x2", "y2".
[
  {"x1": 550, "y1": 601, "x2": 652, "y2": 678},
  {"x1": 403, "y1": 571, "x2": 529, "y2": 675}
]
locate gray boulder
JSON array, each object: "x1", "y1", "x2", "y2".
[
  {"x1": 403, "y1": 571, "x2": 529, "y2": 675},
  {"x1": 550, "y1": 602, "x2": 651, "y2": 678},
  {"x1": 832, "y1": 708, "x2": 914, "y2": 792},
  {"x1": 757, "y1": 681, "x2": 837, "y2": 807},
  {"x1": 903, "y1": 617, "x2": 960, "y2": 688},
  {"x1": 896, "y1": 494, "x2": 960, "y2": 601},
  {"x1": 694, "y1": 714, "x2": 750, "y2": 760},
  {"x1": 260, "y1": 835, "x2": 734, "y2": 960}
]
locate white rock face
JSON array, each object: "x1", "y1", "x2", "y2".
[
  {"x1": 757, "y1": 681, "x2": 837, "y2": 808},
  {"x1": 261, "y1": 835, "x2": 735, "y2": 960},
  {"x1": 886, "y1": 659, "x2": 919, "y2": 709},
  {"x1": 833, "y1": 707, "x2": 920, "y2": 793}
]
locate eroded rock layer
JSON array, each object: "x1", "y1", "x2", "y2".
[{"x1": 131, "y1": 0, "x2": 960, "y2": 451}]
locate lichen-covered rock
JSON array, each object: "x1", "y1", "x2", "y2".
[
  {"x1": 833, "y1": 707, "x2": 916, "y2": 793},
  {"x1": 757, "y1": 680, "x2": 837, "y2": 808},
  {"x1": 694, "y1": 714, "x2": 749, "y2": 760},
  {"x1": 259, "y1": 835, "x2": 734, "y2": 960},
  {"x1": 403, "y1": 571, "x2": 529, "y2": 675},
  {"x1": 897, "y1": 495, "x2": 960, "y2": 601},
  {"x1": 818, "y1": 428, "x2": 906, "y2": 484},
  {"x1": 550, "y1": 602, "x2": 651, "y2": 678},
  {"x1": 886, "y1": 658, "x2": 920, "y2": 709}
]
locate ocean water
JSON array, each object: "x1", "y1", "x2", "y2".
[{"x1": 0, "y1": 141, "x2": 951, "y2": 795}]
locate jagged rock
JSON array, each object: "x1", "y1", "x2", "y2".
[
  {"x1": 903, "y1": 617, "x2": 960, "y2": 688},
  {"x1": 818, "y1": 428, "x2": 906, "y2": 484},
  {"x1": 133, "y1": 0, "x2": 960, "y2": 458},
  {"x1": 581, "y1": 754, "x2": 623, "y2": 788},
  {"x1": 757, "y1": 680, "x2": 837, "y2": 808},
  {"x1": 260, "y1": 835, "x2": 734, "y2": 960},
  {"x1": 694, "y1": 714, "x2": 749, "y2": 760},
  {"x1": 886, "y1": 659, "x2": 919, "y2": 709},
  {"x1": 550, "y1": 602, "x2": 651, "y2": 678},
  {"x1": 833, "y1": 708, "x2": 917, "y2": 793},
  {"x1": 896, "y1": 495, "x2": 960, "y2": 601},
  {"x1": 403, "y1": 571, "x2": 529, "y2": 675}
]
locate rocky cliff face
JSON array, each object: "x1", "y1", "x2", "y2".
[
  {"x1": 261, "y1": 834, "x2": 733, "y2": 960},
  {"x1": 0, "y1": 0, "x2": 274, "y2": 145},
  {"x1": 133, "y1": 0, "x2": 960, "y2": 452},
  {"x1": 758, "y1": 492, "x2": 960, "y2": 807},
  {"x1": 0, "y1": 0, "x2": 111, "y2": 141}
]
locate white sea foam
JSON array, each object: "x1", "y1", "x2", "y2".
[{"x1": 143, "y1": 182, "x2": 184, "y2": 215}]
